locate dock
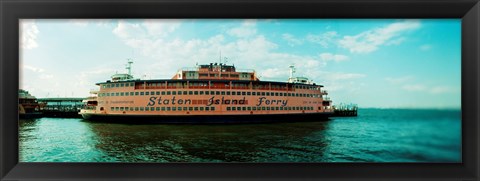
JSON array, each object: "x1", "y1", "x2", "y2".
[
  {"x1": 333, "y1": 103, "x2": 358, "y2": 117},
  {"x1": 37, "y1": 97, "x2": 84, "y2": 118}
]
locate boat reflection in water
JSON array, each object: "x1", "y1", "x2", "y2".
[{"x1": 83, "y1": 119, "x2": 331, "y2": 162}]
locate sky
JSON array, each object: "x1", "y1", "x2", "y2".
[{"x1": 20, "y1": 19, "x2": 461, "y2": 109}]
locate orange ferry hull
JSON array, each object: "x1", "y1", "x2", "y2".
[{"x1": 81, "y1": 112, "x2": 333, "y2": 124}]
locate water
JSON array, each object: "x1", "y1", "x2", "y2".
[{"x1": 19, "y1": 109, "x2": 461, "y2": 162}]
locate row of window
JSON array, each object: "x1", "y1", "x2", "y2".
[
  {"x1": 109, "y1": 106, "x2": 315, "y2": 112},
  {"x1": 102, "y1": 82, "x2": 319, "y2": 90},
  {"x1": 226, "y1": 106, "x2": 315, "y2": 111},
  {"x1": 99, "y1": 90, "x2": 323, "y2": 98},
  {"x1": 111, "y1": 106, "x2": 217, "y2": 112}
]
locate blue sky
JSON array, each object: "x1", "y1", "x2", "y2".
[{"x1": 20, "y1": 19, "x2": 461, "y2": 109}]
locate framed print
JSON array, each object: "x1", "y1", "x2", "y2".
[{"x1": 1, "y1": 0, "x2": 479, "y2": 181}]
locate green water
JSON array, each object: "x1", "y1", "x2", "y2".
[{"x1": 19, "y1": 109, "x2": 461, "y2": 162}]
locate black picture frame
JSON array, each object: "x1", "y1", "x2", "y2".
[{"x1": 1, "y1": 0, "x2": 479, "y2": 180}]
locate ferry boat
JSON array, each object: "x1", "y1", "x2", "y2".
[
  {"x1": 80, "y1": 60, "x2": 334, "y2": 123},
  {"x1": 19, "y1": 89, "x2": 43, "y2": 119}
]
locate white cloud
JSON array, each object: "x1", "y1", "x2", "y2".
[
  {"x1": 24, "y1": 65, "x2": 45, "y2": 73},
  {"x1": 113, "y1": 20, "x2": 146, "y2": 39},
  {"x1": 420, "y1": 44, "x2": 432, "y2": 51},
  {"x1": 402, "y1": 84, "x2": 427, "y2": 91},
  {"x1": 20, "y1": 20, "x2": 39, "y2": 49},
  {"x1": 319, "y1": 53, "x2": 349, "y2": 62},
  {"x1": 329, "y1": 72, "x2": 366, "y2": 80},
  {"x1": 227, "y1": 20, "x2": 257, "y2": 38},
  {"x1": 306, "y1": 31, "x2": 338, "y2": 48},
  {"x1": 282, "y1": 33, "x2": 303, "y2": 46},
  {"x1": 70, "y1": 19, "x2": 89, "y2": 27},
  {"x1": 338, "y1": 20, "x2": 420, "y2": 53},
  {"x1": 429, "y1": 86, "x2": 458, "y2": 94},
  {"x1": 385, "y1": 76, "x2": 414, "y2": 84},
  {"x1": 143, "y1": 19, "x2": 182, "y2": 38}
]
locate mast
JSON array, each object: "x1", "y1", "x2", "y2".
[
  {"x1": 289, "y1": 65, "x2": 296, "y2": 79},
  {"x1": 126, "y1": 59, "x2": 133, "y2": 76}
]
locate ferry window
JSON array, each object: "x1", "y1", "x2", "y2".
[
  {"x1": 295, "y1": 93, "x2": 299, "y2": 97},
  {"x1": 151, "y1": 91, "x2": 155, "y2": 95},
  {"x1": 200, "y1": 91, "x2": 204, "y2": 95},
  {"x1": 261, "y1": 92, "x2": 266, "y2": 96},
  {"x1": 252, "y1": 92, "x2": 256, "y2": 96},
  {"x1": 237, "y1": 91, "x2": 241, "y2": 95},
  {"x1": 189, "y1": 107, "x2": 193, "y2": 111},
  {"x1": 221, "y1": 91, "x2": 225, "y2": 95},
  {"x1": 247, "y1": 92, "x2": 251, "y2": 96},
  {"x1": 210, "y1": 91, "x2": 214, "y2": 95},
  {"x1": 275, "y1": 93, "x2": 279, "y2": 96},
  {"x1": 189, "y1": 91, "x2": 193, "y2": 95},
  {"x1": 242, "y1": 92, "x2": 246, "y2": 96},
  {"x1": 183, "y1": 91, "x2": 188, "y2": 95},
  {"x1": 106, "y1": 84, "x2": 110, "y2": 88},
  {"x1": 287, "y1": 93, "x2": 291, "y2": 96},
  {"x1": 161, "y1": 107, "x2": 166, "y2": 111},
  {"x1": 172, "y1": 91, "x2": 176, "y2": 95},
  {"x1": 135, "y1": 107, "x2": 139, "y2": 111},
  {"x1": 146, "y1": 92, "x2": 150, "y2": 95},
  {"x1": 247, "y1": 107, "x2": 251, "y2": 111},
  {"x1": 211, "y1": 107, "x2": 215, "y2": 111},
  {"x1": 279, "y1": 93, "x2": 283, "y2": 96},
  {"x1": 253, "y1": 107, "x2": 257, "y2": 111},
  {"x1": 195, "y1": 91, "x2": 199, "y2": 95},
  {"x1": 115, "y1": 84, "x2": 119, "y2": 87},
  {"x1": 205, "y1": 107, "x2": 210, "y2": 111},
  {"x1": 111, "y1": 107, "x2": 114, "y2": 111},
  {"x1": 102, "y1": 85, "x2": 106, "y2": 89},
  {"x1": 166, "y1": 107, "x2": 171, "y2": 111},
  {"x1": 121, "y1": 92, "x2": 125, "y2": 96},
  {"x1": 200, "y1": 107, "x2": 204, "y2": 111},
  {"x1": 280, "y1": 107, "x2": 284, "y2": 110},
  {"x1": 167, "y1": 91, "x2": 171, "y2": 95},
  {"x1": 235, "y1": 107, "x2": 240, "y2": 111},
  {"x1": 172, "y1": 107, "x2": 176, "y2": 111},
  {"x1": 194, "y1": 107, "x2": 199, "y2": 111},
  {"x1": 150, "y1": 107, "x2": 154, "y2": 111},
  {"x1": 130, "y1": 107, "x2": 134, "y2": 111},
  {"x1": 115, "y1": 107, "x2": 120, "y2": 111},
  {"x1": 205, "y1": 91, "x2": 209, "y2": 95},
  {"x1": 232, "y1": 107, "x2": 236, "y2": 111},
  {"x1": 178, "y1": 91, "x2": 182, "y2": 95},
  {"x1": 227, "y1": 91, "x2": 231, "y2": 95},
  {"x1": 161, "y1": 91, "x2": 166, "y2": 95},
  {"x1": 267, "y1": 107, "x2": 271, "y2": 110},
  {"x1": 183, "y1": 107, "x2": 188, "y2": 111},
  {"x1": 121, "y1": 83, "x2": 124, "y2": 87},
  {"x1": 262, "y1": 107, "x2": 266, "y2": 110},
  {"x1": 130, "y1": 83, "x2": 134, "y2": 86},
  {"x1": 156, "y1": 107, "x2": 160, "y2": 111},
  {"x1": 232, "y1": 91, "x2": 236, "y2": 95},
  {"x1": 145, "y1": 107, "x2": 149, "y2": 111},
  {"x1": 266, "y1": 92, "x2": 270, "y2": 96},
  {"x1": 135, "y1": 92, "x2": 139, "y2": 96},
  {"x1": 130, "y1": 92, "x2": 134, "y2": 96},
  {"x1": 276, "y1": 107, "x2": 279, "y2": 110},
  {"x1": 227, "y1": 107, "x2": 231, "y2": 111},
  {"x1": 140, "y1": 92, "x2": 144, "y2": 96},
  {"x1": 242, "y1": 107, "x2": 246, "y2": 111},
  {"x1": 116, "y1": 92, "x2": 120, "y2": 96},
  {"x1": 216, "y1": 91, "x2": 220, "y2": 95}
]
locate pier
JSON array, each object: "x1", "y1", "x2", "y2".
[
  {"x1": 37, "y1": 98, "x2": 84, "y2": 118},
  {"x1": 333, "y1": 103, "x2": 358, "y2": 117}
]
